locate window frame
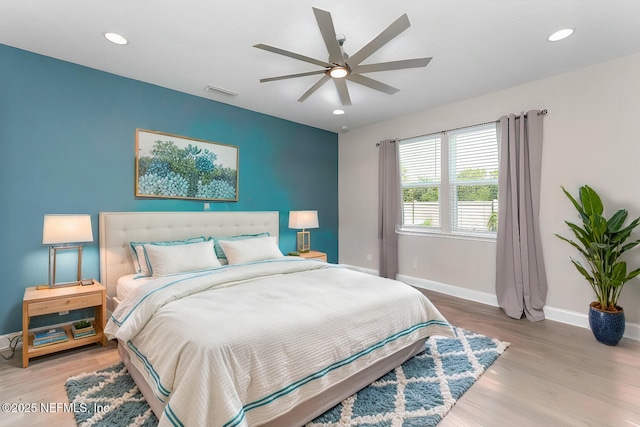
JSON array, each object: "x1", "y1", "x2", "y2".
[{"x1": 397, "y1": 123, "x2": 499, "y2": 240}]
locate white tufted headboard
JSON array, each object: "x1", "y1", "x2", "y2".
[{"x1": 99, "y1": 211, "x2": 279, "y2": 310}]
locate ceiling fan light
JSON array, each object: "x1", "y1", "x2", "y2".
[{"x1": 329, "y1": 66, "x2": 349, "y2": 79}]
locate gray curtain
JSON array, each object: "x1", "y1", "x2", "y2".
[
  {"x1": 378, "y1": 139, "x2": 401, "y2": 279},
  {"x1": 496, "y1": 111, "x2": 548, "y2": 321}
]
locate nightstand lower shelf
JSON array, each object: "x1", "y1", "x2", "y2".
[{"x1": 26, "y1": 324, "x2": 105, "y2": 359}]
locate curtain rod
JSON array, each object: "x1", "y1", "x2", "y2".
[{"x1": 377, "y1": 109, "x2": 548, "y2": 145}]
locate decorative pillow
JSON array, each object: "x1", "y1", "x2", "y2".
[
  {"x1": 143, "y1": 239, "x2": 221, "y2": 277},
  {"x1": 210, "y1": 232, "x2": 270, "y2": 260},
  {"x1": 129, "y1": 236, "x2": 206, "y2": 276},
  {"x1": 219, "y1": 236, "x2": 284, "y2": 265}
]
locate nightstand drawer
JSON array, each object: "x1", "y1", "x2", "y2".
[{"x1": 28, "y1": 293, "x2": 103, "y2": 316}]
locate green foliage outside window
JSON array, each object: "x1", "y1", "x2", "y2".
[
  {"x1": 455, "y1": 169, "x2": 498, "y2": 202},
  {"x1": 403, "y1": 168, "x2": 499, "y2": 232},
  {"x1": 403, "y1": 187, "x2": 438, "y2": 202},
  {"x1": 402, "y1": 168, "x2": 498, "y2": 203}
]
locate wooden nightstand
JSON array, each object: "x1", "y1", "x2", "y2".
[
  {"x1": 298, "y1": 250, "x2": 328, "y2": 262},
  {"x1": 22, "y1": 281, "x2": 106, "y2": 368}
]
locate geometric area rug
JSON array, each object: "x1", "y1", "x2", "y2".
[{"x1": 65, "y1": 327, "x2": 509, "y2": 427}]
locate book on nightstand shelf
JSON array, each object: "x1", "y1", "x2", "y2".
[
  {"x1": 33, "y1": 328, "x2": 68, "y2": 348},
  {"x1": 72, "y1": 329, "x2": 96, "y2": 339},
  {"x1": 34, "y1": 327, "x2": 66, "y2": 341},
  {"x1": 71, "y1": 321, "x2": 95, "y2": 339}
]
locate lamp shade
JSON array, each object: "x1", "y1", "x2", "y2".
[
  {"x1": 288, "y1": 210, "x2": 319, "y2": 229},
  {"x1": 42, "y1": 214, "x2": 93, "y2": 245}
]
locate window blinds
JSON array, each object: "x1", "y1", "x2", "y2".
[{"x1": 449, "y1": 124, "x2": 498, "y2": 232}]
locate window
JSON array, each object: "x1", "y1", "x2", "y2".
[
  {"x1": 399, "y1": 135, "x2": 441, "y2": 228},
  {"x1": 399, "y1": 123, "x2": 498, "y2": 237}
]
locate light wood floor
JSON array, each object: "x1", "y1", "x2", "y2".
[{"x1": 1, "y1": 290, "x2": 639, "y2": 427}]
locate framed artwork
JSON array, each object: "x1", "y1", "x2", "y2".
[{"x1": 135, "y1": 129, "x2": 238, "y2": 201}]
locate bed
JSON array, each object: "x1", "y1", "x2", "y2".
[{"x1": 100, "y1": 211, "x2": 454, "y2": 427}]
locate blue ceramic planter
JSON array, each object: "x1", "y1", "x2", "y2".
[{"x1": 588, "y1": 303, "x2": 625, "y2": 346}]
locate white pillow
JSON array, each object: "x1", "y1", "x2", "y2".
[
  {"x1": 143, "y1": 239, "x2": 221, "y2": 277},
  {"x1": 210, "y1": 232, "x2": 270, "y2": 260},
  {"x1": 130, "y1": 236, "x2": 205, "y2": 276},
  {"x1": 219, "y1": 236, "x2": 284, "y2": 265}
]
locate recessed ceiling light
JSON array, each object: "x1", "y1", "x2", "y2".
[
  {"x1": 104, "y1": 32, "x2": 128, "y2": 45},
  {"x1": 548, "y1": 28, "x2": 574, "y2": 42},
  {"x1": 333, "y1": 109, "x2": 345, "y2": 115}
]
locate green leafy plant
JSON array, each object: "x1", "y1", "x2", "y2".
[
  {"x1": 73, "y1": 320, "x2": 92, "y2": 329},
  {"x1": 487, "y1": 211, "x2": 498, "y2": 232},
  {"x1": 556, "y1": 185, "x2": 640, "y2": 312}
]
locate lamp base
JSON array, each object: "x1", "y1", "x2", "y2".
[
  {"x1": 296, "y1": 230, "x2": 311, "y2": 253},
  {"x1": 46, "y1": 244, "x2": 85, "y2": 288},
  {"x1": 36, "y1": 281, "x2": 82, "y2": 290}
]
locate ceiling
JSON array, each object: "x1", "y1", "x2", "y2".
[{"x1": 2, "y1": 1, "x2": 640, "y2": 133}]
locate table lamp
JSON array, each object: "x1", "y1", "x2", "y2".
[
  {"x1": 40, "y1": 214, "x2": 93, "y2": 289},
  {"x1": 288, "y1": 210, "x2": 319, "y2": 253}
]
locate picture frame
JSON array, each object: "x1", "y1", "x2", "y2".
[{"x1": 135, "y1": 129, "x2": 238, "y2": 201}]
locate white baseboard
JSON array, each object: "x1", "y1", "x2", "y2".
[
  {"x1": 543, "y1": 305, "x2": 640, "y2": 341},
  {"x1": 397, "y1": 274, "x2": 500, "y2": 307},
  {"x1": 397, "y1": 273, "x2": 640, "y2": 342}
]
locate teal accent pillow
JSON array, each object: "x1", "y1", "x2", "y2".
[
  {"x1": 210, "y1": 233, "x2": 270, "y2": 260},
  {"x1": 129, "y1": 236, "x2": 206, "y2": 276}
]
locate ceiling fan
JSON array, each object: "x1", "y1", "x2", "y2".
[{"x1": 253, "y1": 7, "x2": 432, "y2": 106}]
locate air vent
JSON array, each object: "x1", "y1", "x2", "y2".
[{"x1": 204, "y1": 85, "x2": 238, "y2": 97}]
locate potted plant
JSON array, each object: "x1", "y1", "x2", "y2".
[{"x1": 556, "y1": 185, "x2": 640, "y2": 345}]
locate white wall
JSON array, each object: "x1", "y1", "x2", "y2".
[{"x1": 339, "y1": 52, "x2": 640, "y2": 325}]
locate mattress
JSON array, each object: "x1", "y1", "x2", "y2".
[{"x1": 106, "y1": 258, "x2": 454, "y2": 427}]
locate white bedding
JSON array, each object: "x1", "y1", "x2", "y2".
[
  {"x1": 105, "y1": 258, "x2": 454, "y2": 427},
  {"x1": 116, "y1": 274, "x2": 153, "y2": 302}
]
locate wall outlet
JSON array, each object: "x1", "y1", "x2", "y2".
[
  {"x1": 204, "y1": 203, "x2": 210, "y2": 211},
  {"x1": 412, "y1": 257, "x2": 418, "y2": 268},
  {"x1": 366, "y1": 254, "x2": 372, "y2": 261},
  {"x1": 59, "y1": 310, "x2": 69, "y2": 315}
]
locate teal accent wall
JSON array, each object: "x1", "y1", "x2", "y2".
[{"x1": 0, "y1": 44, "x2": 338, "y2": 335}]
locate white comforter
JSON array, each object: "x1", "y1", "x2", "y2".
[{"x1": 105, "y1": 258, "x2": 454, "y2": 427}]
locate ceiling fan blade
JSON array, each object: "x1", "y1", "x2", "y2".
[
  {"x1": 346, "y1": 14, "x2": 411, "y2": 68},
  {"x1": 254, "y1": 43, "x2": 333, "y2": 68},
  {"x1": 298, "y1": 75, "x2": 332, "y2": 102},
  {"x1": 313, "y1": 7, "x2": 345, "y2": 65},
  {"x1": 353, "y1": 57, "x2": 432, "y2": 74},
  {"x1": 260, "y1": 70, "x2": 327, "y2": 83},
  {"x1": 333, "y1": 79, "x2": 352, "y2": 106},
  {"x1": 347, "y1": 74, "x2": 399, "y2": 95}
]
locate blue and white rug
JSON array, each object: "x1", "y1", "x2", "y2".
[{"x1": 65, "y1": 327, "x2": 509, "y2": 427}]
